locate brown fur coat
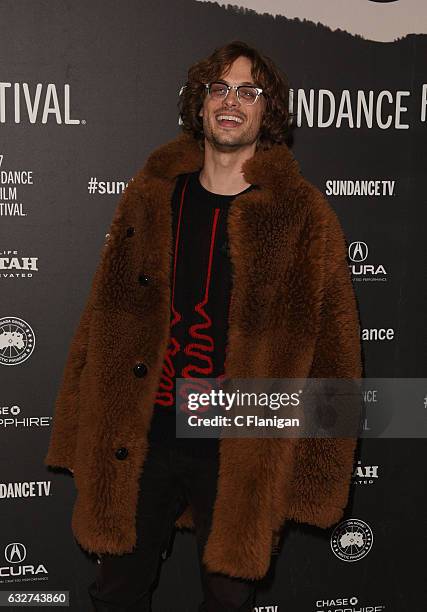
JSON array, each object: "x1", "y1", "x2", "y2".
[{"x1": 44, "y1": 131, "x2": 362, "y2": 580}]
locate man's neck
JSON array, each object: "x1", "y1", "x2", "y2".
[{"x1": 198, "y1": 138, "x2": 256, "y2": 196}]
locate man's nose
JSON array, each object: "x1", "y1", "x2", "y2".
[{"x1": 224, "y1": 89, "x2": 240, "y2": 106}]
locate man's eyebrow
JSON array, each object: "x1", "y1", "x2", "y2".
[{"x1": 217, "y1": 79, "x2": 258, "y2": 87}]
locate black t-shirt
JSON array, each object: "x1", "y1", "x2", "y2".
[{"x1": 147, "y1": 170, "x2": 255, "y2": 456}]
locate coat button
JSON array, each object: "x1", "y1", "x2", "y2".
[
  {"x1": 126, "y1": 226, "x2": 135, "y2": 237},
  {"x1": 115, "y1": 447, "x2": 128, "y2": 460},
  {"x1": 133, "y1": 362, "x2": 148, "y2": 377},
  {"x1": 138, "y1": 273, "x2": 150, "y2": 286}
]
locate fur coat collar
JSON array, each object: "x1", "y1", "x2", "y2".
[{"x1": 44, "y1": 131, "x2": 362, "y2": 580}]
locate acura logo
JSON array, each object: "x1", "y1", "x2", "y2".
[
  {"x1": 5, "y1": 542, "x2": 26, "y2": 564},
  {"x1": 348, "y1": 241, "x2": 368, "y2": 263}
]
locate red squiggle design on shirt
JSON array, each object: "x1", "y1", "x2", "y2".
[
  {"x1": 182, "y1": 207, "x2": 219, "y2": 377},
  {"x1": 153, "y1": 175, "x2": 189, "y2": 407},
  {"x1": 178, "y1": 208, "x2": 220, "y2": 415}
]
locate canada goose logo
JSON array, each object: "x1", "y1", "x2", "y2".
[
  {"x1": 5, "y1": 542, "x2": 26, "y2": 564},
  {"x1": 348, "y1": 241, "x2": 368, "y2": 263},
  {"x1": 0, "y1": 316, "x2": 36, "y2": 366},
  {"x1": 330, "y1": 518, "x2": 373, "y2": 562},
  {"x1": 197, "y1": 0, "x2": 427, "y2": 42}
]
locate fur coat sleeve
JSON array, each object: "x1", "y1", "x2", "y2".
[
  {"x1": 284, "y1": 205, "x2": 362, "y2": 528},
  {"x1": 44, "y1": 270, "x2": 98, "y2": 472},
  {"x1": 43, "y1": 187, "x2": 132, "y2": 471}
]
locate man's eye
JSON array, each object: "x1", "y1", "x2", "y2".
[{"x1": 240, "y1": 88, "x2": 257, "y2": 99}]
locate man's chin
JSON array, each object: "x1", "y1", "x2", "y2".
[{"x1": 208, "y1": 133, "x2": 247, "y2": 150}]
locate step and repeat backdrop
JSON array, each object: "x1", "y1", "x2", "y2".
[{"x1": 1, "y1": 0, "x2": 426, "y2": 610}]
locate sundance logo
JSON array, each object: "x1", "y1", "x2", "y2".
[
  {"x1": 361, "y1": 327, "x2": 394, "y2": 341},
  {"x1": 0, "y1": 83, "x2": 81, "y2": 125},
  {"x1": 0, "y1": 480, "x2": 52, "y2": 499}
]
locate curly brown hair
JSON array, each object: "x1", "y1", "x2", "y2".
[{"x1": 177, "y1": 40, "x2": 292, "y2": 151}]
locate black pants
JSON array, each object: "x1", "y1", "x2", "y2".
[{"x1": 88, "y1": 440, "x2": 257, "y2": 611}]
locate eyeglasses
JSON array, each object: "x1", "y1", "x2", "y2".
[{"x1": 204, "y1": 81, "x2": 264, "y2": 106}]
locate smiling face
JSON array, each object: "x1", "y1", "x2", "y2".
[{"x1": 198, "y1": 55, "x2": 266, "y2": 151}]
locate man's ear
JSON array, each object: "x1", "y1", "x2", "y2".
[{"x1": 198, "y1": 106, "x2": 203, "y2": 117}]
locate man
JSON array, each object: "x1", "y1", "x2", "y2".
[{"x1": 44, "y1": 40, "x2": 362, "y2": 611}]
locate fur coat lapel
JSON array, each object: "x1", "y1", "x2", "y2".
[{"x1": 44, "y1": 131, "x2": 362, "y2": 580}]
